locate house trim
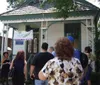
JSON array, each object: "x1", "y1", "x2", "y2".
[{"x1": 0, "y1": 10, "x2": 97, "y2": 24}]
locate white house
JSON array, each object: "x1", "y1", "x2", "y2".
[{"x1": 0, "y1": 0, "x2": 99, "y2": 58}]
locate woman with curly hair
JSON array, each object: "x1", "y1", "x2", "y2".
[
  {"x1": 10, "y1": 51, "x2": 27, "y2": 85},
  {"x1": 39, "y1": 37, "x2": 83, "y2": 85}
]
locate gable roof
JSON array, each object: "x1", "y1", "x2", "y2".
[
  {"x1": 0, "y1": 0, "x2": 99, "y2": 17},
  {"x1": 1, "y1": 3, "x2": 55, "y2": 16}
]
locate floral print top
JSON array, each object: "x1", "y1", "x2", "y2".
[{"x1": 41, "y1": 57, "x2": 83, "y2": 85}]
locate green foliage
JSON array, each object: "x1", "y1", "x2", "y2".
[
  {"x1": 44, "y1": 0, "x2": 77, "y2": 19},
  {"x1": 97, "y1": 22, "x2": 100, "y2": 33},
  {"x1": 7, "y1": 0, "x2": 25, "y2": 8}
]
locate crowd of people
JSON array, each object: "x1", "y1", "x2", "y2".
[{"x1": 0, "y1": 36, "x2": 96, "y2": 85}]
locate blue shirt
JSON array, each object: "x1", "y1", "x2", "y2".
[
  {"x1": 52, "y1": 51, "x2": 56, "y2": 57},
  {"x1": 74, "y1": 49, "x2": 81, "y2": 60}
]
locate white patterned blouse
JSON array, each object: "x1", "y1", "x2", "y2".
[{"x1": 41, "y1": 57, "x2": 83, "y2": 85}]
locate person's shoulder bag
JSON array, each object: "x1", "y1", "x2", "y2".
[{"x1": 8, "y1": 59, "x2": 15, "y2": 78}]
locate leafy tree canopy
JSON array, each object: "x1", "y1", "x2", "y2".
[
  {"x1": 7, "y1": 0, "x2": 25, "y2": 8},
  {"x1": 44, "y1": 0, "x2": 76, "y2": 18}
]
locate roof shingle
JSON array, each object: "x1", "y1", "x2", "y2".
[{"x1": 1, "y1": 4, "x2": 55, "y2": 16}]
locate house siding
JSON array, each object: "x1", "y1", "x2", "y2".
[
  {"x1": 81, "y1": 21, "x2": 88, "y2": 52},
  {"x1": 81, "y1": 21, "x2": 94, "y2": 53},
  {"x1": 0, "y1": 36, "x2": 12, "y2": 51},
  {"x1": 47, "y1": 22, "x2": 64, "y2": 47}
]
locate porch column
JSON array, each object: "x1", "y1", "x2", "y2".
[
  {"x1": 40, "y1": 21, "x2": 48, "y2": 46},
  {"x1": 1, "y1": 24, "x2": 9, "y2": 63},
  {"x1": 86, "y1": 18, "x2": 94, "y2": 52},
  {"x1": 4, "y1": 24, "x2": 9, "y2": 52}
]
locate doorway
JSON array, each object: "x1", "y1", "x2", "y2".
[
  {"x1": 64, "y1": 23, "x2": 81, "y2": 50},
  {"x1": 26, "y1": 25, "x2": 39, "y2": 60}
]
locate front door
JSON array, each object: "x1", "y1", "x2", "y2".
[
  {"x1": 64, "y1": 23, "x2": 81, "y2": 50},
  {"x1": 26, "y1": 27, "x2": 39, "y2": 60}
]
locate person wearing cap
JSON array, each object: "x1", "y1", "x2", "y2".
[
  {"x1": 67, "y1": 36, "x2": 89, "y2": 68},
  {"x1": 67, "y1": 36, "x2": 91, "y2": 85},
  {"x1": 67, "y1": 36, "x2": 81, "y2": 60}
]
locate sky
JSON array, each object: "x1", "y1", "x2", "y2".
[
  {"x1": 86, "y1": 0, "x2": 100, "y2": 8},
  {"x1": 0, "y1": 0, "x2": 12, "y2": 38}
]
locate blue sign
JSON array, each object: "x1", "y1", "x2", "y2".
[{"x1": 15, "y1": 40, "x2": 23, "y2": 45}]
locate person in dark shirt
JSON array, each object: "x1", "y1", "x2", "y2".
[
  {"x1": 1, "y1": 52, "x2": 10, "y2": 85},
  {"x1": 10, "y1": 51, "x2": 27, "y2": 85},
  {"x1": 30, "y1": 42, "x2": 54, "y2": 85}
]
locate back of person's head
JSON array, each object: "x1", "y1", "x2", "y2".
[
  {"x1": 15, "y1": 50, "x2": 25, "y2": 60},
  {"x1": 41, "y1": 42, "x2": 48, "y2": 51},
  {"x1": 85, "y1": 46, "x2": 92, "y2": 53},
  {"x1": 48, "y1": 46, "x2": 55, "y2": 53},
  {"x1": 3, "y1": 52, "x2": 8, "y2": 56},
  {"x1": 3, "y1": 52, "x2": 9, "y2": 59},
  {"x1": 2, "y1": 52, "x2": 9, "y2": 63},
  {"x1": 67, "y1": 35, "x2": 74, "y2": 43},
  {"x1": 55, "y1": 37, "x2": 74, "y2": 60}
]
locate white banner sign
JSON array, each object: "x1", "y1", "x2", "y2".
[{"x1": 14, "y1": 30, "x2": 33, "y2": 40}]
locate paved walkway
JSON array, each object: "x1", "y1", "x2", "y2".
[{"x1": 0, "y1": 77, "x2": 33, "y2": 85}]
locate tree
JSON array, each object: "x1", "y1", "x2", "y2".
[
  {"x1": 43, "y1": 0, "x2": 76, "y2": 19},
  {"x1": 7, "y1": 0, "x2": 25, "y2": 8}
]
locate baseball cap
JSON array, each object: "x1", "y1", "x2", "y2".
[
  {"x1": 7, "y1": 47, "x2": 12, "y2": 51},
  {"x1": 67, "y1": 36, "x2": 74, "y2": 42}
]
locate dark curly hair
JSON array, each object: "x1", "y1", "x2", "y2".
[
  {"x1": 55, "y1": 37, "x2": 74, "y2": 60},
  {"x1": 85, "y1": 46, "x2": 92, "y2": 53}
]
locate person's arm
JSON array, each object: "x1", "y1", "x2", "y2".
[
  {"x1": 30, "y1": 65, "x2": 35, "y2": 79},
  {"x1": 30, "y1": 54, "x2": 38, "y2": 79},
  {"x1": 24, "y1": 60, "x2": 27, "y2": 79},
  {"x1": 38, "y1": 71, "x2": 47, "y2": 80},
  {"x1": 10, "y1": 60, "x2": 14, "y2": 70}
]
